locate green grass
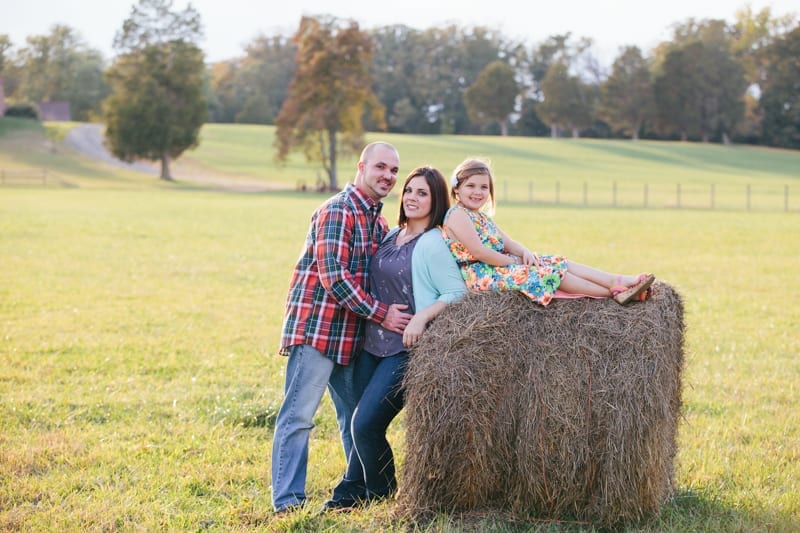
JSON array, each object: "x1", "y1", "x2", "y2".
[
  {"x1": 2, "y1": 119, "x2": 797, "y2": 210},
  {"x1": 1, "y1": 119, "x2": 799, "y2": 530}
]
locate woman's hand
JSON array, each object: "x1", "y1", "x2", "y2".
[{"x1": 403, "y1": 315, "x2": 427, "y2": 348}]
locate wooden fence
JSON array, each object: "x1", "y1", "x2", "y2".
[
  {"x1": 497, "y1": 180, "x2": 796, "y2": 212},
  {"x1": 0, "y1": 168, "x2": 73, "y2": 187}
]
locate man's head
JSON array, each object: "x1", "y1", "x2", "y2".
[{"x1": 354, "y1": 142, "x2": 400, "y2": 201}]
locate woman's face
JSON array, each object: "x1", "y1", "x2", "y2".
[
  {"x1": 402, "y1": 176, "x2": 432, "y2": 224},
  {"x1": 456, "y1": 173, "x2": 491, "y2": 211}
]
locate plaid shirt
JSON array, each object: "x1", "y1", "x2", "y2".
[{"x1": 279, "y1": 183, "x2": 390, "y2": 364}]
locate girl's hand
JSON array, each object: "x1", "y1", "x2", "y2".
[
  {"x1": 521, "y1": 249, "x2": 540, "y2": 267},
  {"x1": 403, "y1": 315, "x2": 427, "y2": 348}
]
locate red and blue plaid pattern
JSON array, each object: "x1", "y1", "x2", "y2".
[{"x1": 279, "y1": 183, "x2": 390, "y2": 365}]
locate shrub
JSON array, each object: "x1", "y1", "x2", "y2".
[{"x1": 4, "y1": 103, "x2": 40, "y2": 120}]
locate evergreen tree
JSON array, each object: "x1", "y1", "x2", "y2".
[{"x1": 103, "y1": 0, "x2": 206, "y2": 181}]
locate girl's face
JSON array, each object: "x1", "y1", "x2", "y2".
[
  {"x1": 456, "y1": 173, "x2": 491, "y2": 211},
  {"x1": 402, "y1": 176, "x2": 432, "y2": 224}
]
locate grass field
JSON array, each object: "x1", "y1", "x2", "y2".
[{"x1": 1, "y1": 119, "x2": 799, "y2": 531}]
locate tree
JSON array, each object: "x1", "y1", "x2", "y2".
[
  {"x1": 653, "y1": 20, "x2": 747, "y2": 143},
  {"x1": 760, "y1": 25, "x2": 800, "y2": 148},
  {"x1": 731, "y1": 7, "x2": 798, "y2": 142},
  {"x1": 11, "y1": 25, "x2": 108, "y2": 120},
  {"x1": 368, "y1": 24, "x2": 518, "y2": 135},
  {"x1": 207, "y1": 35, "x2": 296, "y2": 124},
  {"x1": 653, "y1": 44, "x2": 703, "y2": 141},
  {"x1": 731, "y1": 6, "x2": 798, "y2": 90},
  {"x1": 275, "y1": 16, "x2": 384, "y2": 190},
  {"x1": 515, "y1": 98, "x2": 550, "y2": 136},
  {"x1": 0, "y1": 34, "x2": 20, "y2": 100},
  {"x1": 538, "y1": 61, "x2": 593, "y2": 137},
  {"x1": 598, "y1": 47, "x2": 655, "y2": 140},
  {"x1": 0, "y1": 34, "x2": 11, "y2": 73},
  {"x1": 103, "y1": 0, "x2": 206, "y2": 181},
  {"x1": 464, "y1": 61, "x2": 518, "y2": 135}
]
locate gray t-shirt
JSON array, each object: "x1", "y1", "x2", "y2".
[{"x1": 364, "y1": 232, "x2": 420, "y2": 357}]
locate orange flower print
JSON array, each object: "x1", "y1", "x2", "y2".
[{"x1": 512, "y1": 267, "x2": 528, "y2": 285}]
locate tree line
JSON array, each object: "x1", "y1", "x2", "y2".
[{"x1": 0, "y1": 2, "x2": 797, "y2": 182}]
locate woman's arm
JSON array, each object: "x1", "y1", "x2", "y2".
[
  {"x1": 403, "y1": 301, "x2": 447, "y2": 347},
  {"x1": 404, "y1": 230, "x2": 468, "y2": 347},
  {"x1": 445, "y1": 208, "x2": 516, "y2": 266}
]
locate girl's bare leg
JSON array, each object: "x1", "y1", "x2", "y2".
[
  {"x1": 558, "y1": 272, "x2": 611, "y2": 297},
  {"x1": 566, "y1": 260, "x2": 638, "y2": 289}
]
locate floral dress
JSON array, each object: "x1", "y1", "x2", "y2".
[{"x1": 443, "y1": 205, "x2": 568, "y2": 306}]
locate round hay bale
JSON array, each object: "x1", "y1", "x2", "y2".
[{"x1": 398, "y1": 281, "x2": 684, "y2": 527}]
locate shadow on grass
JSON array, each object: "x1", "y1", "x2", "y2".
[
  {"x1": 651, "y1": 488, "x2": 799, "y2": 532},
  {"x1": 576, "y1": 140, "x2": 800, "y2": 178},
  {"x1": 256, "y1": 488, "x2": 799, "y2": 532}
]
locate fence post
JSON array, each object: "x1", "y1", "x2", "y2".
[
  {"x1": 583, "y1": 182, "x2": 588, "y2": 207},
  {"x1": 676, "y1": 183, "x2": 681, "y2": 209},
  {"x1": 746, "y1": 184, "x2": 751, "y2": 211},
  {"x1": 643, "y1": 183, "x2": 648, "y2": 209}
]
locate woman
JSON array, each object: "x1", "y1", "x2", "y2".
[
  {"x1": 323, "y1": 166, "x2": 466, "y2": 511},
  {"x1": 443, "y1": 157, "x2": 654, "y2": 306}
]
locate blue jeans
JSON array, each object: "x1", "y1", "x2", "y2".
[
  {"x1": 270, "y1": 344, "x2": 361, "y2": 511},
  {"x1": 347, "y1": 350, "x2": 408, "y2": 498}
]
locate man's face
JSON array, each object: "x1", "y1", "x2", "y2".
[{"x1": 356, "y1": 146, "x2": 400, "y2": 200}]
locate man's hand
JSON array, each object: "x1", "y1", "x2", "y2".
[{"x1": 381, "y1": 303, "x2": 412, "y2": 334}]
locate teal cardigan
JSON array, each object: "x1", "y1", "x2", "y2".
[{"x1": 384, "y1": 227, "x2": 467, "y2": 313}]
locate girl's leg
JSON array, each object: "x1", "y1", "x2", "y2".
[
  {"x1": 566, "y1": 260, "x2": 640, "y2": 290},
  {"x1": 558, "y1": 271, "x2": 612, "y2": 297}
]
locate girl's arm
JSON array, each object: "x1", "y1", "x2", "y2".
[
  {"x1": 446, "y1": 208, "x2": 516, "y2": 266},
  {"x1": 497, "y1": 227, "x2": 539, "y2": 266}
]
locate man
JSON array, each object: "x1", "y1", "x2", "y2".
[{"x1": 271, "y1": 142, "x2": 411, "y2": 514}]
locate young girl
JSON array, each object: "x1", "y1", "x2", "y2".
[{"x1": 443, "y1": 157, "x2": 654, "y2": 306}]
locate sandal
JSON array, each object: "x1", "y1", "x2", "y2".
[
  {"x1": 610, "y1": 273, "x2": 655, "y2": 305},
  {"x1": 636, "y1": 284, "x2": 654, "y2": 302}
]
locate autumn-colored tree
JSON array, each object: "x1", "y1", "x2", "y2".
[
  {"x1": 598, "y1": 46, "x2": 655, "y2": 140},
  {"x1": 275, "y1": 16, "x2": 384, "y2": 190},
  {"x1": 464, "y1": 60, "x2": 518, "y2": 135},
  {"x1": 103, "y1": 0, "x2": 206, "y2": 181}
]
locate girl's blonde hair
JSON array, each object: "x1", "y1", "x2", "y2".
[{"x1": 450, "y1": 157, "x2": 495, "y2": 214}]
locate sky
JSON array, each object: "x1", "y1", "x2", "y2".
[{"x1": 2, "y1": 0, "x2": 799, "y2": 66}]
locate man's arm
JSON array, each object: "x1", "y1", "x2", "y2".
[{"x1": 314, "y1": 202, "x2": 389, "y2": 322}]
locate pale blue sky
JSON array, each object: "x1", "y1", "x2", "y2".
[{"x1": 2, "y1": 0, "x2": 798, "y2": 66}]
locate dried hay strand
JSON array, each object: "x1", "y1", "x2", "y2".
[{"x1": 398, "y1": 281, "x2": 684, "y2": 527}]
